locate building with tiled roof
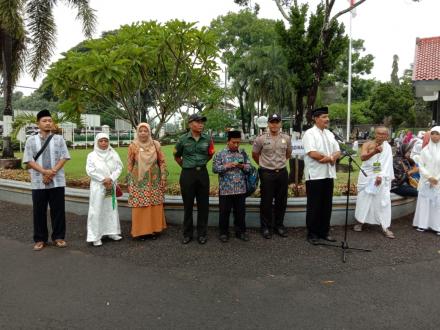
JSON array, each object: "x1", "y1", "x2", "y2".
[{"x1": 413, "y1": 36, "x2": 440, "y2": 124}]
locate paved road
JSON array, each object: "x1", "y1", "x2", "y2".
[{"x1": 1, "y1": 201, "x2": 440, "y2": 329}]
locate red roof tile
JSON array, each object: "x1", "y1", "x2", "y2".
[{"x1": 413, "y1": 36, "x2": 440, "y2": 81}]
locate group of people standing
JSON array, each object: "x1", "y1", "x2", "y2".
[
  {"x1": 23, "y1": 108, "x2": 440, "y2": 251},
  {"x1": 353, "y1": 125, "x2": 440, "y2": 239},
  {"x1": 24, "y1": 110, "x2": 168, "y2": 251}
]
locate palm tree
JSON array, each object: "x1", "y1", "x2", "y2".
[{"x1": 0, "y1": 0, "x2": 96, "y2": 158}]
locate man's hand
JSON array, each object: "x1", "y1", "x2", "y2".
[
  {"x1": 319, "y1": 156, "x2": 333, "y2": 164},
  {"x1": 225, "y1": 162, "x2": 237, "y2": 169},
  {"x1": 375, "y1": 176, "x2": 382, "y2": 186},
  {"x1": 42, "y1": 168, "x2": 54, "y2": 176},
  {"x1": 428, "y1": 177, "x2": 438, "y2": 187},
  {"x1": 374, "y1": 145, "x2": 383, "y2": 154},
  {"x1": 160, "y1": 176, "x2": 167, "y2": 190},
  {"x1": 43, "y1": 175, "x2": 53, "y2": 185}
]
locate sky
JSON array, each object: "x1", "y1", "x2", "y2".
[{"x1": 15, "y1": 0, "x2": 440, "y2": 96}]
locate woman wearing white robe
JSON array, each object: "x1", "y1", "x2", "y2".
[
  {"x1": 354, "y1": 127, "x2": 395, "y2": 238},
  {"x1": 413, "y1": 126, "x2": 440, "y2": 233},
  {"x1": 86, "y1": 133, "x2": 123, "y2": 246}
]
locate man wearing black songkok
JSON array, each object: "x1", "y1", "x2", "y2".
[
  {"x1": 302, "y1": 107, "x2": 341, "y2": 244},
  {"x1": 212, "y1": 130, "x2": 251, "y2": 242}
]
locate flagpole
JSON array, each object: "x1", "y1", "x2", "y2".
[{"x1": 346, "y1": 8, "x2": 353, "y2": 142}]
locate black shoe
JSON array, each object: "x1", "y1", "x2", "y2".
[
  {"x1": 262, "y1": 229, "x2": 272, "y2": 239},
  {"x1": 198, "y1": 236, "x2": 207, "y2": 244},
  {"x1": 236, "y1": 232, "x2": 250, "y2": 242},
  {"x1": 182, "y1": 236, "x2": 192, "y2": 244},
  {"x1": 275, "y1": 226, "x2": 288, "y2": 238},
  {"x1": 219, "y1": 234, "x2": 229, "y2": 243},
  {"x1": 307, "y1": 237, "x2": 320, "y2": 245},
  {"x1": 321, "y1": 235, "x2": 337, "y2": 242}
]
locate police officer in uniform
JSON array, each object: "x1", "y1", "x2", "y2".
[
  {"x1": 252, "y1": 113, "x2": 292, "y2": 239},
  {"x1": 174, "y1": 114, "x2": 213, "y2": 244}
]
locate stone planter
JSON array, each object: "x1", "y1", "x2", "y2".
[{"x1": 0, "y1": 178, "x2": 417, "y2": 228}]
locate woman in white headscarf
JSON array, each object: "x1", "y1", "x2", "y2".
[
  {"x1": 413, "y1": 126, "x2": 440, "y2": 233},
  {"x1": 86, "y1": 133, "x2": 123, "y2": 246},
  {"x1": 127, "y1": 123, "x2": 167, "y2": 239}
]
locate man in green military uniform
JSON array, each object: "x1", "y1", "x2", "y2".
[{"x1": 174, "y1": 114, "x2": 214, "y2": 244}]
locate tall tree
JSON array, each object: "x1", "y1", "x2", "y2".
[
  {"x1": 235, "y1": 0, "x2": 367, "y2": 129},
  {"x1": 0, "y1": 0, "x2": 96, "y2": 158},
  {"x1": 44, "y1": 20, "x2": 219, "y2": 137},
  {"x1": 368, "y1": 81, "x2": 415, "y2": 128},
  {"x1": 211, "y1": 9, "x2": 287, "y2": 132},
  {"x1": 391, "y1": 54, "x2": 400, "y2": 86},
  {"x1": 276, "y1": 2, "x2": 348, "y2": 128}
]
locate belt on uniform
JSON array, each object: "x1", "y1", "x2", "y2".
[
  {"x1": 184, "y1": 165, "x2": 206, "y2": 171},
  {"x1": 260, "y1": 167, "x2": 286, "y2": 173}
]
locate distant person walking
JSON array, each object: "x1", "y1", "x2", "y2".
[
  {"x1": 23, "y1": 109, "x2": 70, "y2": 251},
  {"x1": 85, "y1": 133, "x2": 123, "y2": 246}
]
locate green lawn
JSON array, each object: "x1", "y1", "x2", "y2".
[
  {"x1": 16, "y1": 143, "x2": 361, "y2": 191},
  {"x1": 17, "y1": 144, "x2": 257, "y2": 186}
]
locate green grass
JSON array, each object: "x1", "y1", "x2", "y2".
[
  {"x1": 15, "y1": 144, "x2": 362, "y2": 188},
  {"x1": 16, "y1": 144, "x2": 256, "y2": 186}
]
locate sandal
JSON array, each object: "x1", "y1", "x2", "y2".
[
  {"x1": 384, "y1": 229, "x2": 395, "y2": 239},
  {"x1": 33, "y1": 241, "x2": 45, "y2": 251},
  {"x1": 53, "y1": 239, "x2": 67, "y2": 248}
]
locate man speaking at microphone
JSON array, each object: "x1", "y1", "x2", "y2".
[{"x1": 302, "y1": 107, "x2": 341, "y2": 245}]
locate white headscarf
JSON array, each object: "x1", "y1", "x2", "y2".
[
  {"x1": 93, "y1": 133, "x2": 121, "y2": 172},
  {"x1": 94, "y1": 133, "x2": 112, "y2": 160},
  {"x1": 419, "y1": 126, "x2": 440, "y2": 180}
]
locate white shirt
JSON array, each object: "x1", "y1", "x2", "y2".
[
  {"x1": 302, "y1": 125, "x2": 340, "y2": 180},
  {"x1": 23, "y1": 134, "x2": 71, "y2": 189}
]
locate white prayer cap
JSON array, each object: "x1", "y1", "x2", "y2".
[{"x1": 417, "y1": 131, "x2": 425, "y2": 139}]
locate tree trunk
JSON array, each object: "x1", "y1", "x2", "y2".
[
  {"x1": 1, "y1": 30, "x2": 15, "y2": 158},
  {"x1": 238, "y1": 93, "x2": 246, "y2": 133},
  {"x1": 295, "y1": 90, "x2": 305, "y2": 133},
  {"x1": 153, "y1": 120, "x2": 165, "y2": 139}
]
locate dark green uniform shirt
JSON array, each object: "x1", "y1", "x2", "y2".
[{"x1": 174, "y1": 132, "x2": 210, "y2": 168}]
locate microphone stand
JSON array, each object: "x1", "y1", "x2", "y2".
[{"x1": 314, "y1": 132, "x2": 371, "y2": 263}]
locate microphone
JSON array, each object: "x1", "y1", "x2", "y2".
[{"x1": 329, "y1": 128, "x2": 344, "y2": 143}]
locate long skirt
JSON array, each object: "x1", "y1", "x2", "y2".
[
  {"x1": 131, "y1": 204, "x2": 166, "y2": 237},
  {"x1": 413, "y1": 195, "x2": 440, "y2": 232},
  {"x1": 87, "y1": 182, "x2": 121, "y2": 242}
]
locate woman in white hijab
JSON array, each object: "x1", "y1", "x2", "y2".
[
  {"x1": 86, "y1": 133, "x2": 123, "y2": 246},
  {"x1": 413, "y1": 126, "x2": 440, "y2": 233}
]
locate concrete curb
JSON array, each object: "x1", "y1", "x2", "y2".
[{"x1": 0, "y1": 178, "x2": 416, "y2": 227}]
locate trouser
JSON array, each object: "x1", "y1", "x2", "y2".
[
  {"x1": 259, "y1": 167, "x2": 288, "y2": 231},
  {"x1": 32, "y1": 187, "x2": 66, "y2": 243},
  {"x1": 288, "y1": 158, "x2": 305, "y2": 184},
  {"x1": 218, "y1": 193, "x2": 246, "y2": 235},
  {"x1": 306, "y1": 178, "x2": 334, "y2": 238},
  {"x1": 391, "y1": 184, "x2": 418, "y2": 197},
  {"x1": 180, "y1": 167, "x2": 210, "y2": 238}
]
